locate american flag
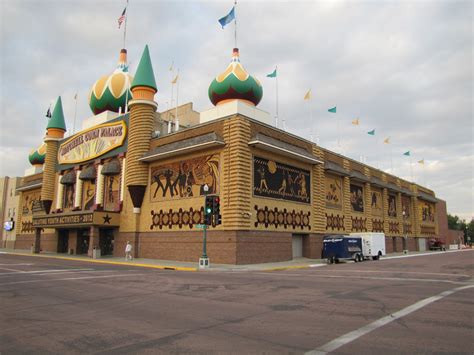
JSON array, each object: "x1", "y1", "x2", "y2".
[{"x1": 118, "y1": 7, "x2": 127, "y2": 29}]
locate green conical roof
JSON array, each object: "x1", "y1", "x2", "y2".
[
  {"x1": 47, "y1": 96, "x2": 66, "y2": 131},
  {"x1": 131, "y1": 45, "x2": 157, "y2": 92}
]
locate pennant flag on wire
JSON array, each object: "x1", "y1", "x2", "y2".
[
  {"x1": 118, "y1": 7, "x2": 127, "y2": 29},
  {"x1": 171, "y1": 74, "x2": 179, "y2": 84},
  {"x1": 304, "y1": 89, "x2": 312, "y2": 100},
  {"x1": 367, "y1": 129, "x2": 375, "y2": 135},
  {"x1": 169, "y1": 61, "x2": 174, "y2": 72},
  {"x1": 352, "y1": 118, "x2": 359, "y2": 125},
  {"x1": 218, "y1": 6, "x2": 235, "y2": 29},
  {"x1": 328, "y1": 106, "x2": 336, "y2": 113},
  {"x1": 45, "y1": 106, "x2": 52, "y2": 118},
  {"x1": 418, "y1": 159, "x2": 424, "y2": 165},
  {"x1": 267, "y1": 68, "x2": 277, "y2": 78},
  {"x1": 384, "y1": 137, "x2": 390, "y2": 144},
  {"x1": 403, "y1": 151, "x2": 411, "y2": 156},
  {"x1": 74, "y1": 93, "x2": 78, "y2": 100}
]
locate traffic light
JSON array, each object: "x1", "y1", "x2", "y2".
[
  {"x1": 213, "y1": 195, "x2": 222, "y2": 225},
  {"x1": 204, "y1": 195, "x2": 213, "y2": 225}
]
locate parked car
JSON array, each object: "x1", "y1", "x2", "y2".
[{"x1": 428, "y1": 238, "x2": 446, "y2": 251}]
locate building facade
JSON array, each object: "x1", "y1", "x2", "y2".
[
  {"x1": 13, "y1": 46, "x2": 440, "y2": 264},
  {"x1": 0, "y1": 176, "x2": 21, "y2": 248}
]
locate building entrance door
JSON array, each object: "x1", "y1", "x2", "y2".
[
  {"x1": 57, "y1": 230, "x2": 69, "y2": 253},
  {"x1": 77, "y1": 229, "x2": 90, "y2": 255},
  {"x1": 292, "y1": 234, "x2": 303, "y2": 258},
  {"x1": 99, "y1": 229, "x2": 115, "y2": 256}
]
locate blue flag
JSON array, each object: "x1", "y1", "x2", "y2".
[
  {"x1": 367, "y1": 129, "x2": 375, "y2": 135},
  {"x1": 218, "y1": 6, "x2": 235, "y2": 28}
]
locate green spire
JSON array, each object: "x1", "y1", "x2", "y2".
[
  {"x1": 131, "y1": 45, "x2": 157, "y2": 92},
  {"x1": 47, "y1": 96, "x2": 66, "y2": 131}
]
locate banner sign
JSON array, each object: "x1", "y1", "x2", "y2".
[
  {"x1": 32, "y1": 211, "x2": 120, "y2": 228},
  {"x1": 58, "y1": 121, "x2": 126, "y2": 164}
]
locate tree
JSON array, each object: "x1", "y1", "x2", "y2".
[{"x1": 466, "y1": 219, "x2": 474, "y2": 245}]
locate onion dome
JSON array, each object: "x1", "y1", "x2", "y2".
[
  {"x1": 28, "y1": 143, "x2": 46, "y2": 166},
  {"x1": 208, "y1": 48, "x2": 263, "y2": 107},
  {"x1": 89, "y1": 49, "x2": 134, "y2": 115}
]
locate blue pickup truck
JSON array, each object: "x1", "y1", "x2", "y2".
[{"x1": 322, "y1": 235, "x2": 363, "y2": 264}]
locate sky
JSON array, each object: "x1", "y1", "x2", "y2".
[{"x1": 0, "y1": 0, "x2": 472, "y2": 220}]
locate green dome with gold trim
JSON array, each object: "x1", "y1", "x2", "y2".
[
  {"x1": 28, "y1": 143, "x2": 46, "y2": 166},
  {"x1": 208, "y1": 48, "x2": 263, "y2": 106},
  {"x1": 89, "y1": 49, "x2": 134, "y2": 115}
]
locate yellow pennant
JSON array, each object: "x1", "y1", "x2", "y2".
[
  {"x1": 352, "y1": 118, "x2": 359, "y2": 125},
  {"x1": 383, "y1": 137, "x2": 390, "y2": 144},
  {"x1": 418, "y1": 159, "x2": 424, "y2": 165},
  {"x1": 304, "y1": 89, "x2": 311, "y2": 100},
  {"x1": 171, "y1": 74, "x2": 179, "y2": 84}
]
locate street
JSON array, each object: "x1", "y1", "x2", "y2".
[{"x1": 0, "y1": 250, "x2": 472, "y2": 354}]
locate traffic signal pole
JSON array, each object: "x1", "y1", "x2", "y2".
[{"x1": 199, "y1": 184, "x2": 210, "y2": 269}]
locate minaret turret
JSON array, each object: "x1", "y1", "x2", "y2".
[
  {"x1": 125, "y1": 45, "x2": 158, "y2": 213},
  {"x1": 41, "y1": 96, "x2": 66, "y2": 213}
]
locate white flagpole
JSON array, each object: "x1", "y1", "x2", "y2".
[
  {"x1": 123, "y1": 0, "x2": 129, "y2": 49},
  {"x1": 234, "y1": 0, "x2": 237, "y2": 48},
  {"x1": 72, "y1": 93, "x2": 78, "y2": 134},
  {"x1": 275, "y1": 66, "x2": 279, "y2": 128},
  {"x1": 175, "y1": 69, "x2": 180, "y2": 131}
]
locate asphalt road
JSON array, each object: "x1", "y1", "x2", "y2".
[{"x1": 0, "y1": 250, "x2": 472, "y2": 354}]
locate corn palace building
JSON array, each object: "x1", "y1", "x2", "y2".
[{"x1": 14, "y1": 46, "x2": 440, "y2": 264}]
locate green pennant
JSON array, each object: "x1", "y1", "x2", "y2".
[
  {"x1": 403, "y1": 151, "x2": 411, "y2": 156},
  {"x1": 367, "y1": 129, "x2": 375, "y2": 135},
  {"x1": 328, "y1": 106, "x2": 336, "y2": 113},
  {"x1": 266, "y1": 68, "x2": 277, "y2": 78}
]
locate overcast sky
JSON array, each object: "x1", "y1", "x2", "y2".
[{"x1": 0, "y1": 0, "x2": 472, "y2": 220}]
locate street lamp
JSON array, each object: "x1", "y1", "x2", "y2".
[{"x1": 199, "y1": 184, "x2": 210, "y2": 269}]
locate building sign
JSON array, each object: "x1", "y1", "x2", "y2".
[
  {"x1": 58, "y1": 121, "x2": 126, "y2": 164},
  {"x1": 150, "y1": 154, "x2": 219, "y2": 201},
  {"x1": 32, "y1": 211, "x2": 120, "y2": 228},
  {"x1": 253, "y1": 156, "x2": 310, "y2": 204}
]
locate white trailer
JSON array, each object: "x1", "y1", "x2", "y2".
[{"x1": 350, "y1": 233, "x2": 386, "y2": 260}]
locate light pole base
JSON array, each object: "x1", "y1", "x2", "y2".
[
  {"x1": 199, "y1": 257, "x2": 210, "y2": 269},
  {"x1": 403, "y1": 250, "x2": 408, "y2": 254}
]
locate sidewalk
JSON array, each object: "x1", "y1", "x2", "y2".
[{"x1": 0, "y1": 248, "x2": 468, "y2": 272}]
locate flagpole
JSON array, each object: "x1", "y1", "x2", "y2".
[
  {"x1": 175, "y1": 69, "x2": 180, "y2": 131},
  {"x1": 234, "y1": 0, "x2": 237, "y2": 48},
  {"x1": 72, "y1": 93, "x2": 78, "y2": 134},
  {"x1": 275, "y1": 66, "x2": 279, "y2": 128},
  {"x1": 123, "y1": 0, "x2": 129, "y2": 49}
]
